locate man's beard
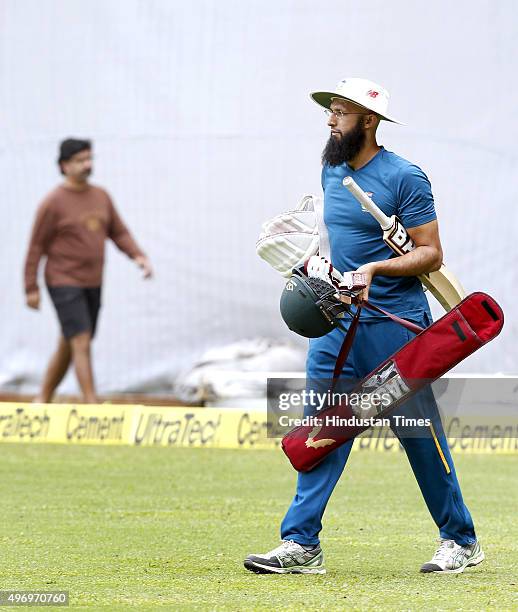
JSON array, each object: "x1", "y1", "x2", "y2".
[{"x1": 322, "y1": 118, "x2": 366, "y2": 166}]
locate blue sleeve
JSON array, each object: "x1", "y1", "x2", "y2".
[
  {"x1": 395, "y1": 165, "x2": 437, "y2": 228},
  {"x1": 321, "y1": 165, "x2": 326, "y2": 191}
]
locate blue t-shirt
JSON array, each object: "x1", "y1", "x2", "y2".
[{"x1": 322, "y1": 147, "x2": 436, "y2": 321}]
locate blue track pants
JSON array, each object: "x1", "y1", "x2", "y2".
[{"x1": 280, "y1": 314, "x2": 476, "y2": 547}]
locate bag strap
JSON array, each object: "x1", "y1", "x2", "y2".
[
  {"x1": 331, "y1": 307, "x2": 361, "y2": 390},
  {"x1": 362, "y1": 300, "x2": 425, "y2": 335},
  {"x1": 331, "y1": 301, "x2": 425, "y2": 386}
]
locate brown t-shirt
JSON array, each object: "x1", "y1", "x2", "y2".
[{"x1": 24, "y1": 184, "x2": 144, "y2": 292}]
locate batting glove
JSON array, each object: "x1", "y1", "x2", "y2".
[{"x1": 304, "y1": 256, "x2": 343, "y2": 287}]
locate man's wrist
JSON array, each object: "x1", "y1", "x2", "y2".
[{"x1": 365, "y1": 261, "x2": 381, "y2": 276}]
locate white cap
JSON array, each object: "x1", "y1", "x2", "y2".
[{"x1": 310, "y1": 77, "x2": 404, "y2": 125}]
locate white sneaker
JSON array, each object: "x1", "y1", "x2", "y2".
[
  {"x1": 420, "y1": 539, "x2": 485, "y2": 574},
  {"x1": 244, "y1": 540, "x2": 326, "y2": 574}
]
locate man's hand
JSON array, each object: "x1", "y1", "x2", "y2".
[
  {"x1": 26, "y1": 289, "x2": 40, "y2": 310},
  {"x1": 337, "y1": 272, "x2": 369, "y2": 305},
  {"x1": 354, "y1": 262, "x2": 378, "y2": 302},
  {"x1": 135, "y1": 255, "x2": 153, "y2": 279}
]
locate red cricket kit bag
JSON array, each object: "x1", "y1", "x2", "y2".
[{"x1": 281, "y1": 292, "x2": 504, "y2": 472}]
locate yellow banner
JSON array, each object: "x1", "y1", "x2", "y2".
[
  {"x1": 130, "y1": 405, "x2": 279, "y2": 449},
  {"x1": 0, "y1": 403, "x2": 279, "y2": 449},
  {"x1": 355, "y1": 426, "x2": 518, "y2": 454},
  {"x1": 0, "y1": 403, "x2": 516, "y2": 453},
  {"x1": 0, "y1": 403, "x2": 134, "y2": 445}
]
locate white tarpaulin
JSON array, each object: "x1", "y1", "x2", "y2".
[{"x1": 0, "y1": 0, "x2": 516, "y2": 394}]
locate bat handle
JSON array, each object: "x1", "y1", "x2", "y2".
[{"x1": 343, "y1": 176, "x2": 392, "y2": 230}]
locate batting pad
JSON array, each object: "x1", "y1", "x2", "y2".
[
  {"x1": 256, "y1": 231, "x2": 319, "y2": 278},
  {"x1": 256, "y1": 205, "x2": 319, "y2": 277}
]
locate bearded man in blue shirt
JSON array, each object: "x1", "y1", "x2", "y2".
[{"x1": 245, "y1": 78, "x2": 484, "y2": 576}]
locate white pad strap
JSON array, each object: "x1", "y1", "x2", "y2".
[{"x1": 312, "y1": 196, "x2": 330, "y2": 260}]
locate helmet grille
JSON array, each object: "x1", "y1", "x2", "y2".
[{"x1": 305, "y1": 276, "x2": 336, "y2": 298}]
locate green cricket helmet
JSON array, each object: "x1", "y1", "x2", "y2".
[{"x1": 280, "y1": 268, "x2": 350, "y2": 338}]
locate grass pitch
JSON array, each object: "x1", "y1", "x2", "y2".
[{"x1": 0, "y1": 444, "x2": 516, "y2": 610}]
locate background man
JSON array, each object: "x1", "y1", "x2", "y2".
[
  {"x1": 24, "y1": 138, "x2": 153, "y2": 404},
  {"x1": 244, "y1": 78, "x2": 484, "y2": 575}
]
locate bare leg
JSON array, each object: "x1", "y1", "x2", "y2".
[
  {"x1": 34, "y1": 335, "x2": 71, "y2": 403},
  {"x1": 69, "y1": 331, "x2": 97, "y2": 403}
]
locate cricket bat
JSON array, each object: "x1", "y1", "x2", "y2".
[{"x1": 342, "y1": 176, "x2": 465, "y2": 312}]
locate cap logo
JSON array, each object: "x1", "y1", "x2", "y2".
[{"x1": 366, "y1": 89, "x2": 379, "y2": 98}]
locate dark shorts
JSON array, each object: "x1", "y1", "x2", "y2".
[{"x1": 47, "y1": 286, "x2": 102, "y2": 340}]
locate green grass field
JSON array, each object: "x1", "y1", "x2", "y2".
[{"x1": 0, "y1": 445, "x2": 516, "y2": 610}]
